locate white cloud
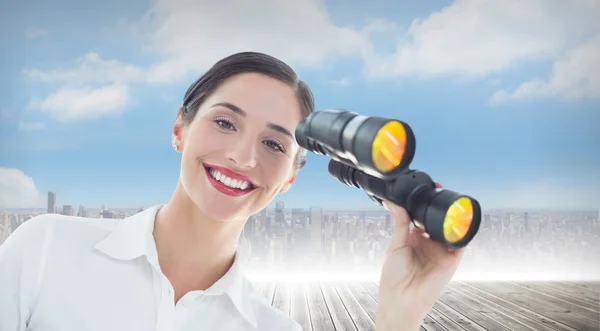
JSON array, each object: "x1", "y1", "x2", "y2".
[
  {"x1": 18, "y1": 121, "x2": 46, "y2": 131},
  {"x1": 0, "y1": 168, "x2": 45, "y2": 209},
  {"x1": 22, "y1": 0, "x2": 600, "y2": 119},
  {"x1": 23, "y1": 0, "x2": 380, "y2": 121},
  {"x1": 22, "y1": 0, "x2": 376, "y2": 85},
  {"x1": 365, "y1": 0, "x2": 600, "y2": 105},
  {"x1": 491, "y1": 35, "x2": 600, "y2": 104},
  {"x1": 23, "y1": 53, "x2": 139, "y2": 122},
  {"x1": 23, "y1": 52, "x2": 146, "y2": 85},
  {"x1": 125, "y1": 0, "x2": 375, "y2": 83},
  {"x1": 28, "y1": 83, "x2": 129, "y2": 122},
  {"x1": 25, "y1": 26, "x2": 49, "y2": 39},
  {"x1": 367, "y1": 0, "x2": 600, "y2": 79}
]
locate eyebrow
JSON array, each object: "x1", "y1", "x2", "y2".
[{"x1": 210, "y1": 102, "x2": 294, "y2": 138}]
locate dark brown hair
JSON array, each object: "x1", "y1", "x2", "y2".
[{"x1": 179, "y1": 51, "x2": 314, "y2": 170}]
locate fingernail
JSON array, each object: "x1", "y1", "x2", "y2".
[{"x1": 382, "y1": 200, "x2": 390, "y2": 211}]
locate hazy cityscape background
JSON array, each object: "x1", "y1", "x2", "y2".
[{"x1": 1, "y1": 191, "x2": 599, "y2": 281}]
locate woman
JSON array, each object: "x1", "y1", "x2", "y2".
[{"x1": 0, "y1": 52, "x2": 465, "y2": 331}]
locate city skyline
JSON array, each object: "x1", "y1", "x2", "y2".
[
  {"x1": 2, "y1": 190, "x2": 599, "y2": 214},
  {"x1": 2, "y1": 195, "x2": 599, "y2": 281}
]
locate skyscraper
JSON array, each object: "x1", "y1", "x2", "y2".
[
  {"x1": 275, "y1": 201, "x2": 284, "y2": 225},
  {"x1": 244, "y1": 216, "x2": 255, "y2": 241},
  {"x1": 309, "y1": 207, "x2": 323, "y2": 253},
  {"x1": 79, "y1": 205, "x2": 88, "y2": 217},
  {"x1": 62, "y1": 205, "x2": 73, "y2": 216},
  {"x1": 47, "y1": 192, "x2": 56, "y2": 214}
]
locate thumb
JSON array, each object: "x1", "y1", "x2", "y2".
[{"x1": 383, "y1": 200, "x2": 412, "y2": 253}]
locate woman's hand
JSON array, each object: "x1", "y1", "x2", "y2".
[{"x1": 375, "y1": 183, "x2": 466, "y2": 331}]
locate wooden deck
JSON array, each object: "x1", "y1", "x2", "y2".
[{"x1": 250, "y1": 280, "x2": 600, "y2": 331}]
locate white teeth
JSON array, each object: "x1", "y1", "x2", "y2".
[{"x1": 208, "y1": 168, "x2": 252, "y2": 190}]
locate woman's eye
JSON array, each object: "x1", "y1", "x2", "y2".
[
  {"x1": 264, "y1": 140, "x2": 285, "y2": 153},
  {"x1": 215, "y1": 119, "x2": 234, "y2": 130}
]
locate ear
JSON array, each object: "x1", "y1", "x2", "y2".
[
  {"x1": 277, "y1": 174, "x2": 297, "y2": 194},
  {"x1": 172, "y1": 112, "x2": 185, "y2": 151}
]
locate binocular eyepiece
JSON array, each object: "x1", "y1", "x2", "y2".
[{"x1": 295, "y1": 109, "x2": 481, "y2": 249}]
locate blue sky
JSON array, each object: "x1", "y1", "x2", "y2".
[{"x1": 1, "y1": 0, "x2": 599, "y2": 210}]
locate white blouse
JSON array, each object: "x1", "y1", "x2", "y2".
[{"x1": 0, "y1": 205, "x2": 301, "y2": 331}]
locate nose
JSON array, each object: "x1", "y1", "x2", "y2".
[{"x1": 225, "y1": 137, "x2": 258, "y2": 169}]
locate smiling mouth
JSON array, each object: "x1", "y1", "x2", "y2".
[{"x1": 203, "y1": 165, "x2": 257, "y2": 192}]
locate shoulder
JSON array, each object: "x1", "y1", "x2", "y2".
[
  {"x1": 240, "y1": 278, "x2": 302, "y2": 331},
  {"x1": 9, "y1": 212, "x2": 118, "y2": 241},
  {"x1": 0, "y1": 213, "x2": 120, "y2": 261}
]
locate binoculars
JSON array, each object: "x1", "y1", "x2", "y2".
[{"x1": 295, "y1": 109, "x2": 481, "y2": 249}]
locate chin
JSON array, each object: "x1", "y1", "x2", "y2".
[{"x1": 187, "y1": 189, "x2": 251, "y2": 223}]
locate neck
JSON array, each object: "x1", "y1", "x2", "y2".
[{"x1": 153, "y1": 180, "x2": 244, "y2": 279}]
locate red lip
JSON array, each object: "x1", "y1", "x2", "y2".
[
  {"x1": 204, "y1": 164, "x2": 258, "y2": 187},
  {"x1": 205, "y1": 167, "x2": 255, "y2": 197}
]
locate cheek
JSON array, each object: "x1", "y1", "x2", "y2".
[
  {"x1": 186, "y1": 124, "x2": 226, "y2": 156},
  {"x1": 261, "y1": 153, "x2": 293, "y2": 186}
]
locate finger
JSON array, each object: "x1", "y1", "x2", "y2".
[
  {"x1": 435, "y1": 182, "x2": 443, "y2": 189},
  {"x1": 413, "y1": 230, "x2": 461, "y2": 264},
  {"x1": 382, "y1": 200, "x2": 412, "y2": 253},
  {"x1": 448, "y1": 246, "x2": 466, "y2": 257},
  {"x1": 411, "y1": 225, "x2": 429, "y2": 239}
]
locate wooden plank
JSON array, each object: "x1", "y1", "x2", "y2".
[
  {"x1": 259, "y1": 281, "x2": 600, "y2": 331},
  {"x1": 424, "y1": 307, "x2": 465, "y2": 331},
  {"x1": 321, "y1": 282, "x2": 358, "y2": 331},
  {"x1": 291, "y1": 282, "x2": 311, "y2": 331},
  {"x1": 446, "y1": 283, "x2": 550, "y2": 331},
  {"x1": 420, "y1": 313, "x2": 452, "y2": 331},
  {"x1": 552, "y1": 281, "x2": 600, "y2": 303},
  {"x1": 361, "y1": 281, "x2": 461, "y2": 331},
  {"x1": 510, "y1": 281, "x2": 599, "y2": 310},
  {"x1": 436, "y1": 286, "x2": 512, "y2": 331},
  {"x1": 581, "y1": 281, "x2": 600, "y2": 292},
  {"x1": 496, "y1": 281, "x2": 599, "y2": 323},
  {"x1": 348, "y1": 284, "x2": 450, "y2": 331},
  {"x1": 431, "y1": 299, "x2": 489, "y2": 331},
  {"x1": 553, "y1": 282, "x2": 599, "y2": 302},
  {"x1": 346, "y1": 282, "x2": 378, "y2": 322},
  {"x1": 565, "y1": 281, "x2": 600, "y2": 292},
  {"x1": 467, "y1": 281, "x2": 599, "y2": 331},
  {"x1": 335, "y1": 282, "x2": 375, "y2": 331},
  {"x1": 306, "y1": 282, "x2": 335, "y2": 331},
  {"x1": 457, "y1": 281, "x2": 580, "y2": 331},
  {"x1": 272, "y1": 281, "x2": 291, "y2": 316}
]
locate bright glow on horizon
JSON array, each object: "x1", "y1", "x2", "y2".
[
  {"x1": 246, "y1": 272, "x2": 381, "y2": 282},
  {"x1": 245, "y1": 271, "x2": 600, "y2": 282},
  {"x1": 451, "y1": 271, "x2": 600, "y2": 282}
]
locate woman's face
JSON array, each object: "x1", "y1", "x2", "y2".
[{"x1": 174, "y1": 72, "x2": 303, "y2": 222}]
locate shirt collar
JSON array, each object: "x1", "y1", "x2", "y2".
[
  {"x1": 94, "y1": 205, "x2": 257, "y2": 329},
  {"x1": 94, "y1": 205, "x2": 158, "y2": 261}
]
